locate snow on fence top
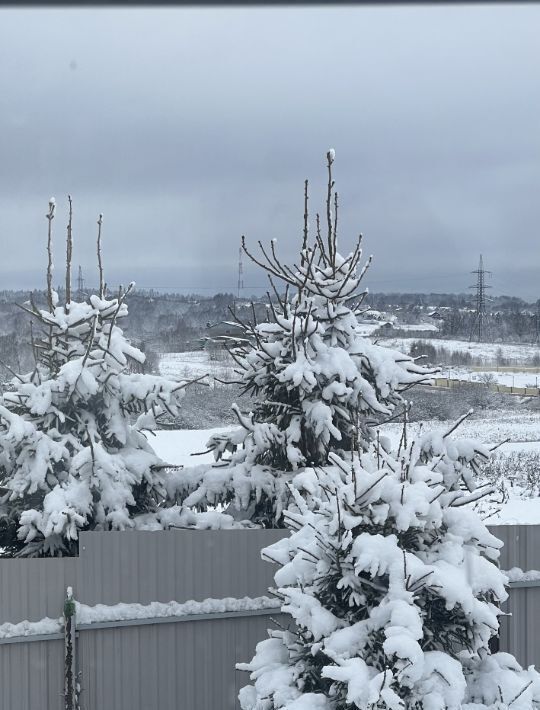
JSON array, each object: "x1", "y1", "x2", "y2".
[{"x1": 0, "y1": 595, "x2": 279, "y2": 641}]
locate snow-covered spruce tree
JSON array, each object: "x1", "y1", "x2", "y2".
[
  {"x1": 167, "y1": 151, "x2": 435, "y2": 526},
  {"x1": 0, "y1": 198, "x2": 201, "y2": 557},
  {"x1": 238, "y1": 415, "x2": 540, "y2": 710}
]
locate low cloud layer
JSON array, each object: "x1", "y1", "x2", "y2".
[{"x1": 0, "y1": 6, "x2": 539, "y2": 299}]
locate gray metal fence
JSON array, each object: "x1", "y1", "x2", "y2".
[
  {"x1": 0, "y1": 530, "x2": 289, "y2": 710},
  {"x1": 1, "y1": 526, "x2": 539, "y2": 710},
  {"x1": 491, "y1": 525, "x2": 540, "y2": 668}
]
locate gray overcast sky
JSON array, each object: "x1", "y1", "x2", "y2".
[{"x1": 0, "y1": 5, "x2": 539, "y2": 300}]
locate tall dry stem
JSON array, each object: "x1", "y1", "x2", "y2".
[
  {"x1": 65, "y1": 195, "x2": 73, "y2": 304},
  {"x1": 46, "y1": 198, "x2": 56, "y2": 311},
  {"x1": 97, "y1": 213, "x2": 104, "y2": 298}
]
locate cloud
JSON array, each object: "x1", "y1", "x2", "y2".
[{"x1": 0, "y1": 5, "x2": 538, "y2": 299}]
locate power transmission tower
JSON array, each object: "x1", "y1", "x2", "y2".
[
  {"x1": 535, "y1": 299, "x2": 540, "y2": 344},
  {"x1": 77, "y1": 265, "x2": 85, "y2": 300},
  {"x1": 469, "y1": 254, "x2": 491, "y2": 342},
  {"x1": 237, "y1": 246, "x2": 244, "y2": 300}
]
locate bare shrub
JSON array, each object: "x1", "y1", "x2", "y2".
[
  {"x1": 205, "y1": 340, "x2": 232, "y2": 362},
  {"x1": 477, "y1": 372, "x2": 497, "y2": 386},
  {"x1": 162, "y1": 383, "x2": 255, "y2": 430},
  {"x1": 484, "y1": 450, "x2": 540, "y2": 497},
  {"x1": 496, "y1": 346, "x2": 510, "y2": 367},
  {"x1": 407, "y1": 340, "x2": 479, "y2": 367},
  {"x1": 407, "y1": 382, "x2": 516, "y2": 422},
  {"x1": 406, "y1": 387, "x2": 461, "y2": 421},
  {"x1": 530, "y1": 351, "x2": 540, "y2": 367}
]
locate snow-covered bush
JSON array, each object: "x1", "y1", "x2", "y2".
[
  {"x1": 238, "y1": 416, "x2": 540, "y2": 709},
  {"x1": 0, "y1": 200, "x2": 196, "y2": 556},
  {"x1": 169, "y1": 151, "x2": 435, "y2": 526}
]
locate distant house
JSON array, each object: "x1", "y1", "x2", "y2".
[{"x1": 363, "y1": 309, "x2": 385, "y2": 321}]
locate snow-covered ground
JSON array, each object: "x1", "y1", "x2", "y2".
[
  {"x1": 366, "y1": 411, "x2": 540, "y2": 525},
  {"x1": 482, "y1": 498, "x2": 540, "y2": 526},
  {"x1": 356, "y1": 322, "x2": 384, "y2": 336},
  {"x1": 441, "y1": 368, "x2": 540, "y2": 388},
  {"x1": 159, "y1": 342, "x2": 539, "y2": 385},
  {"x1": 383, "y1": 410, "x2": 540, "y2": 446},
  {"x1": 150, "y1": 426, "x2": 230, "y2": 467},
  {"x1": 382, "y1": 337, "x2": 540, "y2": 365},
  {"x1": 356, "y1": 322, "x2": 439, "y2": 336},
  {"x1": 159, "y1": 350, "x2": 236, "y2": 382},
  {"x1": 151, "y1": 410, "x2": 540, "y2": 525},
  {"x1": 393, "y1": 323, "x2": 439, "y2": 332}
]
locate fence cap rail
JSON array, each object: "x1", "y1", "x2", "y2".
[{"x1": 0, "y1": 606, "x2": 284, "y2": 645}]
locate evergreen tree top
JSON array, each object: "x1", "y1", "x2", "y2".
[
  {"x1": 169, "y1": 151, "x2": 439, "y2": 529},
  {"x1": 216, "y1": 151, "x2": 437, "y2": 469},
  {"x1": 0, "y1": 201, "x2": 196, "y2": 556}
]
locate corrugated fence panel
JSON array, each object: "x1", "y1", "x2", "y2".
[
  {"x1": 489, "y1": 525, "x2": 540, "y2": 668},
  {"x1": 490, "y1": 525, "x2": 540, "y2": 571},
  {"x1": 0, "y1": 639, "x2": 64, "y2": 710},
  {"x1": 77, "y1": 529, "x2": 287, "y2": 605},
  {"x1": 2, "y1": 527, "x2": 540, "y2": 708},
  {"x1": 78, "y1": 613, "x2": 289, "y2": 710},
  {"x1": 0, "y1": 557, "x2": 80, "y2": 625},
  {"x1": 0, "y1": 530, "x2": 289, "y2": 710}
]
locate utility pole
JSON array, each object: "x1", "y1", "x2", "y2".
[
  {"x1": 469, "y1": 254, "x2": 491, "y2": 342},
  {"x1": 76, "y1": 265, "x2": 85, "y2": 300}
]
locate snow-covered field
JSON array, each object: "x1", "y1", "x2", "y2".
[
  {"x1": 382, "y1": 410, "x2": 540, "y2": 446},
  {"x1": 393, "y1": 323, "x2": 439, "y2": 332},
  {"x1": 443, "y1": 368, "x2": 540, "y2": 388},
  {"x1": 356, "y1": 322, "x2": 384, "y2": 336},
  {"x1": 151, "y1": 409, "x2": 540, "y2": 525},
  {"x1": 159, "y1": 345, "x2": 540, "y2": 389},
  {"x1": 349, "y1": 321, "x2": 439, "y2": 336},
  {"x1": 382, "y1": 337, "x2": 540, "y2": 365},
  {"x1": 159, "y1": 350, "x2": 236, "y2": 381},
  {"x1": 370, "y1": 412, "x2": 540, "y2": 525}
]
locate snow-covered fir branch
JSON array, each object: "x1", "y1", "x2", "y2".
[
  {"x1": 0, "y1": 204, "x2": 196, "y2": 556},
  {"x1": 238, "y1": 423, "x2": 540, "y2": 710}
]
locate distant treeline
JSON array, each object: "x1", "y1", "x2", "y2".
[
  {"x1": 1, "y1": 288, "x2": 539, "y2": 383},
  {"x1": 365, "y1": 291, "x2": 538, "y2": 312}
]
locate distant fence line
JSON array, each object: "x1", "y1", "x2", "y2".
[
  {"x1": 431, "y1": 377, "x2": 540, "y2": 397},
  {"x1": 0, "y1": 526, "x2": 539, "y2": 710},
  {"x1": 467, "y1": 366, "x2": 540, "y2": 374}
]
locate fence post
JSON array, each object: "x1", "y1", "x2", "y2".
[{"x1": 64, "y1": 586, "x2": 79, "y2": 710}]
